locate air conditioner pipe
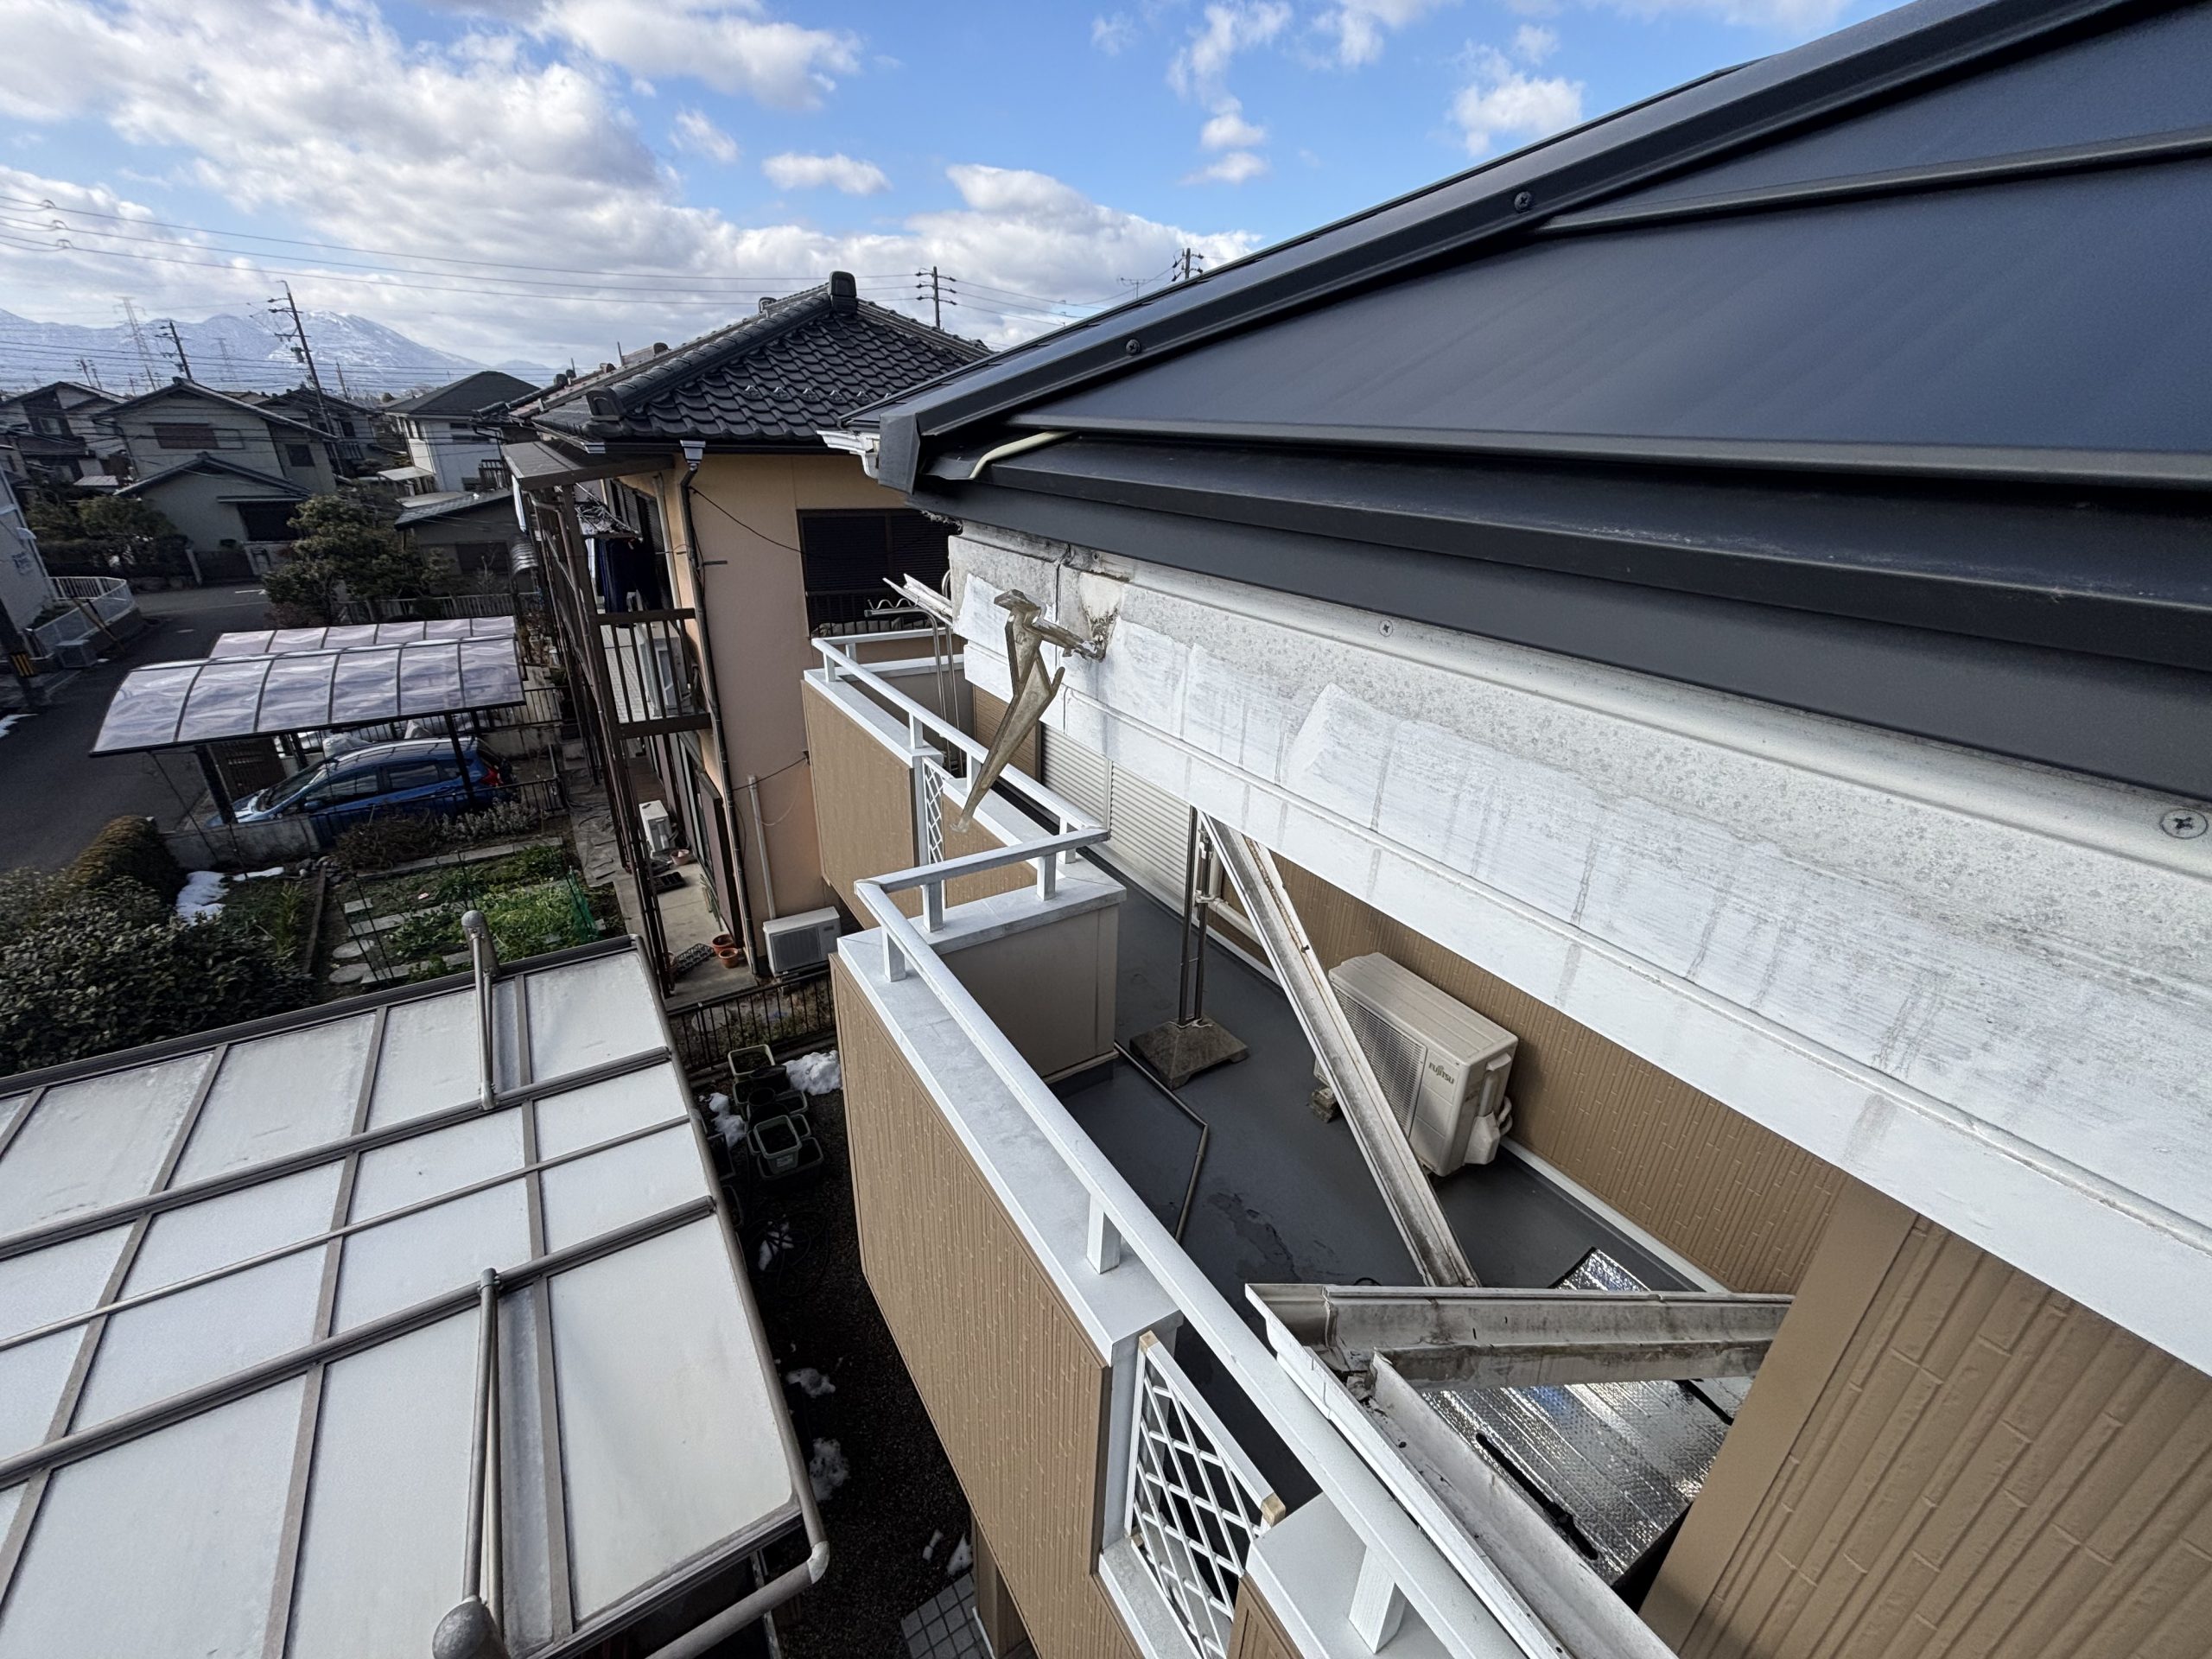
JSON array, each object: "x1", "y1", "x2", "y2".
[{"x1": 674, "y1": 445, "x2": 758, "y2": 963}]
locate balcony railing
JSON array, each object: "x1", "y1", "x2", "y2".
[
  {"x1": 26, "y1": 575, "x2": 139, "y2": 661},
  {"x1": 598, "y1": 608, "x2": 712, "y2": 736},
  {"x1": 811, "y1": 637, "x2": 1541, "y2": 1659}
]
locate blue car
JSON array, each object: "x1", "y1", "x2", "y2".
[{"x1": 219, "y1": 738, "x2": 508, "y2": 834}]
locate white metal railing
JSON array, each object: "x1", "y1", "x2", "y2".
[
  {"x1": 27, "y1": 575, "x2": 137, "y2": 658},
  {"x1": 811, "y1": 640, "x2": 1553, "y2": 1659},
  {"x1": 1128, "y1": 1332, "x2": 1280, "y2": 1659}
]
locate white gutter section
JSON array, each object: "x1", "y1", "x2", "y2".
[{"x1": 817, "y1": 427, "x2": 880, "y2": 478}]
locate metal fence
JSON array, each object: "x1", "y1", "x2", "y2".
[
  {"x1": 335, "y1": 591, "x2": 520, "y2": 624},
  {"x1": 166, "y1": 776, "x2": 571, "y2": 874},
  {"x1": 338, "y1": 855, "x2": 598, "y2": 983},
  {"x1": 669, "y1": 968, "x2": 836, "y2": 1079},
  {"x1": 26, "y1": 575, "x2": 141, "y2": 662}
]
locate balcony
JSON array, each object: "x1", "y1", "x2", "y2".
[
  {"x1": 595, "y1": 608, "x2": 712, "y2": 736},
  {"x1": 805, "y1": 639, "x2": 1791, "y2": 1659}
]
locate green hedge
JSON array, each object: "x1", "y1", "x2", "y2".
[{"x1": 68, "y1": 816, "x2": 186, "y2": 905}]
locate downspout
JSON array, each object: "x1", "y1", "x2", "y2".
[{"x1": 673, "y1": 443, "x2": 760, "y2": 965}]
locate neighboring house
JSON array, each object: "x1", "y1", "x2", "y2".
[
  {"x1": 251, "y1": 385, "x2": 388, "y2": 474},
  {"x1": 804, "y1": 6, "x2": 2212, "y2": 1659},
  {"x1": 0, "y1": 381, "x2": 126, "y2": 484},
  {"x1": 394, "y1": 487, "x2": 519, "y2": 577},
  {"x1": 509, "y1": 272, "x2": 984, "y2": 979},
  {"x1": 114, "y1": 455, "x2": 306, "y2": 575},
  {"x1": 0, "y1": 465, "x2": 54, "y2": 639},
  {"x1": 383, "y1": 370, "x2": 536, "y2": 493}
]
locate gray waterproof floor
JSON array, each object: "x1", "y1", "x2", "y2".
[{"x1": 1056, "y1": 862, "x2": 1688, "y2": 1313}]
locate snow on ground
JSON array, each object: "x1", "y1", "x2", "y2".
[
  {"x1": 808, "y1": 1440, "x2": 849, "y2": 1502},
  {"x1": 785, "y1": 1367, "x2": 836, "y2": 1398},
  {"x1": 175, "y1": 870, "x2": 227, "y2": 923},
  {"x1": 785, "y1": 1050, "x2": 841, "y2": 1096},
  {"x1": 944, "y1": 1536, "x2": 971, "y2": 1577},
  {"x1": 0, "y1": 715, "x2": 25, "y2": 741}
]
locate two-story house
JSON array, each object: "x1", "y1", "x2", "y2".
[
  {"x1": 0, "y1": 381, "x2": 127, "y2": 486},
  {"x1": 104, "y1": 379, "x2": 338, "y2": 571},
  {"x1": 251, "y1": 385, "x2": 388, "y2": 475},
  {"x1": 797, "y1": 3, "x2": 2212, "y2": 1658},
  {"x1": 506, "y1": 274, "x2": 984, "y2": 989},
  {"x1": 384, "y1": 371, "x2": 537, "y2": 494}
]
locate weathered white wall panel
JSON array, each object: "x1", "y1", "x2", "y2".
[{"x1": 950, "y1": 531, "x2": 2212, "y2": 1372}]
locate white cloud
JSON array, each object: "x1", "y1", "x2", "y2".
[
  {"x1": 761, "y1": 151, "x2": 891, "y2": 194},
  {"x1": 671, "y1": 108, "x2": 739, "y2": 163},
  {"x1": 537, "y1": 0, "x2": 859, "y2": 108},
  {"x1": 1451, "y1": 46, "x2": 1583, "y2": 156},
  {"x1": 1168, "y1": 1, "x2": 1290, "y2": 99},
  {"x1": 1090, "y1": 12, "x2": 1136, "y2": 53},
  {"x1": 1199, "y1": 98, "x2": 1267, "y2": 150},
  {"x1": 1316, "y1": 0, "x2": 1452, "y2": 67},
  {"x1": 1184, "y1": 150, "x2": 1268, "y2": 185},
  {"x1": 0, "y1": 0, "x2": 1257, "y2": 359},
  {"x1": 1511, "y1": 22, "x2": 1558, "y2": 60}
]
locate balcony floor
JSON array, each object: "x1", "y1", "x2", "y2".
[{"x1": 1056, "y1": 860, "x2": 1692, "y2": 1316}]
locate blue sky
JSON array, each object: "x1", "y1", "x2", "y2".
[{"x1": 0, "y1": 0, "x2": 1899, "y2": 367}]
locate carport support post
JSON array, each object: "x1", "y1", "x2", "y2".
[
  {"x1": 196, "y1": 745, "x2": 237, "y2": 825},
  {"x1": 445, "y1": 713, "x2": 480, "y2": 805}
]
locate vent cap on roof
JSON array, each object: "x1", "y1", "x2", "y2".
[{"x1": 830, "y1": 270, "x2": 857, "y2": 315}]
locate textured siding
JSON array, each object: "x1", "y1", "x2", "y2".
[
  {"x1": 836, "y1": 959, "x2": 1141, "y2": 1659},
  {"x1": 1659, "y1": 1185, "x2": 2212, "y2": 1659},
  {"x1": 1228, "y1": 1577, "x2": 1304, "y2": 1659},
  {"x1": 1274, "y1": 856, "x2": 1840, "y2": 1294},
  {"x1": 803, "y1": 679, "x2": 1034, "y2": 919}
]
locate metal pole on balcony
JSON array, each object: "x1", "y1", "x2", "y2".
[
  {"x1": 1130, "y1": 810, "x2": 1247, "y2": 1088},
  {"x1": 196, "y1": 744, "x2": 237, "y2": 825},
  {"x1": 445, "y1": 713, "x2": 480, "y2": 805}
]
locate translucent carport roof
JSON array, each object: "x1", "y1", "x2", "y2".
[
  {"x1": 0, "y1": 940, "x2": 818, "y2": 1658},
  {"x1": 92, "y1": 634, "x2": 525, "y2": 754},
  {"x1": 209, "y1": 616, "x2": 517, "y2": 658}
]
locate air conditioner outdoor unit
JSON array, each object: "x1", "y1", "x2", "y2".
[
  {"x1": 1328, "y1": 953, "x2": 1516, "y2": 1172},
  {"x1": 763, "y1": 906, "x2": 841, "y2": 976},
  {"x1": 638, "y1": 799, "x2": 676, "y2": 856}
]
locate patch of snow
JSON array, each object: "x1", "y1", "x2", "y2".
[
  {"x1": 0, "y1": 714, "x2": 26, "y2": 741},
  {"x1": 785, "y1": 1050, "x2": 841, "y2": 1096},
  {"x1": 755, "y1": 1219, "x2": 795, "y2": 1273},
  {"x1": 705, "y1": 1092, "x2": 748, "y2": 1149},
  {"x1": 176, "y1": 870, "x2": 227, "y2": 923},
  {"x1": 785, "y1": 1367, "x2": 836, "y2": 1398},
  {"x1": 922, "y1": 1529, "x2": 944, "y2": 1562},
  {"x1": 945, "y1": 1536, "x2": 972, "y2": 1577},
  {"x1": 808, "y1": 1439, "x2": 849, "y2": 1502},
  {"x1": 239, "y1": 865, "x2": 286, "y2": 880}
]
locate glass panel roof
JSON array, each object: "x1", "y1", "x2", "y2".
[
  {"x1": 0, "y1": 944, "x2": 800, "y2": 1656},
  {"x1": 208, "y1": 616, "x2": 517, "y2": 658},
  {"x1": 92, "y1": 633, "x2": 525, "y2": 753}
]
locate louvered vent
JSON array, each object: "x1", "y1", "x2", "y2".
[{"x1": 1338, "y1": 991, "x2": 1427, "y2": 1134}]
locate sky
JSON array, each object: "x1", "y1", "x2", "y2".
[{"x1": 0, "y1": 0, "x2": 1901, "y2": 372}]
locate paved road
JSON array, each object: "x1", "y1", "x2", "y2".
[{"x1": 0, "y1": 586, "x2": 275, "y2": 871}]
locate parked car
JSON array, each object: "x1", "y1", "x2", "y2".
[{"x1": 217, "y1": 738, "x2": 508, "y2": 832}]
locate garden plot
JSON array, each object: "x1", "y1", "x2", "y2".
[{"x1": 329, "y1": 841, "x2": 605, "y2": 987}]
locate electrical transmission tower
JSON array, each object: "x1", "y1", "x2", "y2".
[{"x1": 118, "y1": 299, "x2": 161, "y2": 391}]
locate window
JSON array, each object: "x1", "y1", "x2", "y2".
[
  {"x1": 235, "y1": 501, "x2": 300, "y2": 542},
  {"x1": 796, "y1": 509, "x2": 954, "y2": 633},
  {"x1": 324, "y1": 769, "x2": 385, "y2": 802},
  {"x1": 473, "y1": 460, "x2": 509, "y2": 491},
  {"x1": 152, "y1": 422, "x2": 219, "y2": 450},
  {"x1": 382, "y1": 760, "x2": 448, "y2": 791},
  {"x1": 286, "y1": 443, "x2": 315, "y2": 467},
  {"x1": 338, "y1": 418, "x2": 356, "y2": 437}
]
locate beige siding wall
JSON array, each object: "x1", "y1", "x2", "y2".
[
  {"x1": 803, "y1": 678, "x2": 1035, "y2": 919},
  {"x1": 836, "y1": 958, "x2": 1141, "y2": 1659},
  {"x1": 1649, "y1": 1180, "x2": 2212, "y2": 1659},
  {"x1": 1227, "y1": 1577, "x2": 1305, "y2": 1659},
  {"x1": 1273, "y1": 856, "x2": 1841, "y2": 1294},
  {"x1": 658, "y1": 453, "x2": 917, "y2": 920},
  {"x1": 972, "y1": 683, "x2": 1040, "y2": 781}
]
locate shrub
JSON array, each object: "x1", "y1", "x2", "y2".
[
  {"x1": 329, "y1": 815, "x2": 448, "y2": 874},
  {"x1": 68, "y1": 816, "x2": 187, "y2": 906},
  {"x1": 0, "y1": 874, "x2": 306, "y2": 1074}
]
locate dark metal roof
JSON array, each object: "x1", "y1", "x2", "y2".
[
  {"x1": 524, "y1": 276, "x2": 987, "y2": 448},
  {"x1": 393, "y1": 489, "x2": 513, "y2": 528},
  {"x1": 385, "y1": 370, "x2": 538, "y2": 418},
  {"x1": 119, "y1": 454, "x2": 307, "y2": 498},
  {"x1": 868, "y1": 0, "x2": 2212, "y2": 799}
]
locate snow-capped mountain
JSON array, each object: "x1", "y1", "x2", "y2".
[{"x1": 0, "y1": 309, "x2": 550, "y2": 399}]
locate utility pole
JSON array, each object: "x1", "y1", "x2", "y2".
[
  {"x1": 333, "y1": 359, "x2": 353, "y2": 403},
  {"x1": 161, "y1": 319, "x2": 194, "y2": 381},
  {"x1": 917, "y1": 266, "x2": 949, "y2": 329},
  {"x1": 1173, "y1": 247, "x2": 1204, "y2": 283},
  {"x1": 118, "y1": 298, "x2": 161, "y2": 390},
  {"x1": 74, "y1": 356, "x2": 105, "y2": 392},
  {"x1": 268, "y1": 283, "x2": 341, "y2": 476}
]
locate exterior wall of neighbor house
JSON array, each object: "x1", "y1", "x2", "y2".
[
  {"x1": 833, "y1": 954, "x2": 1145, "y2": 1659},
  {"x1": 404, "y1": 416, "x2": 500, "y2": 493},
  {"x1": 111, "y1": 389, "x2": 297, "y2": 482},
  {"x1": 125, "y1": 470, "x2": 296, "y2": 555},
  {"x1": 1647, "y1": 1179, "x2": 2212, "y2": 1659},
  {"x1": 657, "y1": 449, "x2": 924, "y2": 924},
  {"x1": 0, "y1": 470, "x2": 51, "y2": 631},
  {"x1": 404, "y1": 502, "x2": 517, "y2": 574}
]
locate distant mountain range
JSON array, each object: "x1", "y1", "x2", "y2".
[{"x1": 0, "y1": 309, "x2": 552, "y2": 400}]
